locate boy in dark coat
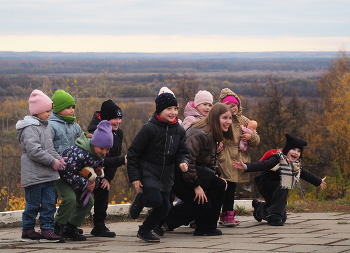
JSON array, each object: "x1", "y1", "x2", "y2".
[
  {"x1": 232, "y1": 134, "x2": 327, "y2": 226},
  {"x1": 87, "y1": 100, "x2": 126, "y2": 237},
  {"x1": 127, "y1": 92, "x2": 189, "y2": 243}
]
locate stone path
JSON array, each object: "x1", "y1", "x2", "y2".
[{"x1": 1, "y1": 212, "x2": 350, "y2": 252}]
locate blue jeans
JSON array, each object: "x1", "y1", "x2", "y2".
[{"x1": 22, "y1": 181, "x2": 57, "y2": 230}]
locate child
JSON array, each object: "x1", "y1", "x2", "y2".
[
  {"x1": 16, "y1": 89, "x2": 65, "y2": 243},
  {"x1": 182, "y1": 90, "x2": 213, "y2": 130},
  {"x1": 49, "y1": 89, "x2": 82, "y2": 155},
  {"x1": 217, "y1": 88, "x2": 260, "y2": 226},
  {"x1": 239, "y1": 120, "x2": 258, "y2": 151},
  {"x1": 87, "y1": 99, "x2": 126, "y2": 237},
  {"x1": 54, "y1": 120, "x2": 114, "y2": 241},
  {"x1": 127, "y1": 92, "x2": 189, "y2": 243},
  {"x1": 232, "y1": 134, "x2": 327, "y2": 226},
  {"x1": 163, "y1": 103, "x2": 232, "y2": 237}
]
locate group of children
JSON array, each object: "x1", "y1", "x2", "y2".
[
  {"x1": 17, "y1": 89, "x2": 125, "y2": 243},
  {"x1": 17, "y1": 86, "x2": 327, "y2": 244}
]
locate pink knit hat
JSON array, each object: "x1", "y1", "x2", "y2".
[
  {"x1": 194, "y1": 90, "x2": 213, "y2": 107},
  {"x1": 29, "y1": 89, "x2": 53, "y2": 115},
  {"x1": 222, "y1": 96, "x2": 240, "y2": 105}
]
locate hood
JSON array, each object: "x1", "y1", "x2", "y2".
[
  {"x1": 16, "y1": 115, "x2": 40, "y2": 130},
  {"x1": 75, "y1": 132, "x2": 95, "y2": 156},
  {"x1": 219, "y1": 88, "x2": 243, "y2": 116},
  {"x1": 87, "y1": 111, "x2": 100, "y2": 133},
  {"x1": 183, "y1": 101, "x2": 203, "y2": 118},
  {"x1": 49, "y1": 112, "x2": 67, "y2": 123}
]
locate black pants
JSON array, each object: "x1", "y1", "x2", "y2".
[
  {"x1": 92, "y1": 185, "x2": 109, "y2": 224},
  {"x1": 141, "y1": 187, "x2": 171, "y2": 231},
  {"x1": 166, "y1": 175, "x2": 226, "y2": 231},
  {"x1": 222, "y1": 181, "x2": 237, "y2": 212},
  {"x1": 254, "y1": 177, "x2": 288, "y2": 223}
]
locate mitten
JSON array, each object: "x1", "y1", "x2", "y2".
[{"x1": 52, "y1": 159, "x2": 63, "y2": 171}]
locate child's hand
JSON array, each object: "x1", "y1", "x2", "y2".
[
  {"x1": 52, "y1": 159, "x2": 64, "y2": 171},
  {"x1": 320, "y1": 177, "x2": 327, "y2": 190},
  {"x1": 194, "y1": 186, "x2": 207, "y2": 204},
  {"x1": 124, "y1": 155, "x2": 127, "y2": 164},
  {"x1": 87, "y1": 181, "x2": 96, "y2": 191},
  {"x1": 132, "y1": 180, "x2": 143, "y2": 193},
  {"x1": 231, "y1": 160, "x2": 247, "y2": 170},
  {"x1": 100, "y1": 178, "x2": 110, "y2": 190},
  {"x1": 217, "y1": 141, "x2": 224, "y2": 153},
  {"x1": 179, "y1": 163, "x2": 188, "y2": 172}
]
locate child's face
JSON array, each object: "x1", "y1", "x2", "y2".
[
  {"x1": 196, "y1": 103, "x2": 213, "y2": 116},
  {"x1": 93, "y1": 146, "x2": 110, "y2": 157},
  {"x1": 219, "y1": 111, "x2": 232, "y2": 132},
  {"x1": 159, "y1": 106, "x2": 178, "y2": 123},
  {"x1": 36, "y1": 111, "x2": 51, "y2": 121},
  {"x1": 287, "y1": 148, "x2": 301, "y2": 162},
  {"x1": 109, "y1": 117, "x2": 122, "y2": 131},
  {"x1": 58, "y1": 106, "x2": 75, "y2": 117},
  {"x1": 227, "y1": 103, "x2": 239, "y2": 115}
]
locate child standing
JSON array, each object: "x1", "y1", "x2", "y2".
[
  {"x1": 87, "y1": 100, "x2": 126, "y2": 237},
  {"x1": 217, "y1": 88, "x2": 260, "y2": 226},
  {"x1": 49, "y1": 89, "x2": 82, "y2": 155},
  {"x1": 54, "y1": 120, "x2": 114, "y2": 241},
  {"x1": 182, "y1": 90, "x2": 213, "y2": 130},
  {"x1": 127, "y1": 92, "x2": 189, "y2": 243},
  {"x1": 16, "y1": 89, "x2": 65, "y2": 243},
  {"x1": 232, "y1": 134, "x2": 327, "y2": 226}
]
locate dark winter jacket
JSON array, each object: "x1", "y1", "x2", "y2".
[
  {"x1": 87, "y1": 111, "x2": 125, "y2": 182},
  {"x1": 127, "y1": 113, "x2": 189, "y2": 193},
  {"x1": 60, "y1": 132, "x2": 103, "y2": 190},
  {"x1": 246, "y1": 154, "x2": 322, "y2": 187},
  {"x1": 182, "y1": 125, "x2": 218, "y2": 187}
]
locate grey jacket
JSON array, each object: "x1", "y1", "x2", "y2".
[
  {"x1": 48, "y1": 113, "x2": 82, "y2": 154},
  {"x1": 16, "y1": 116, "x2": 61, "y2": 188}
]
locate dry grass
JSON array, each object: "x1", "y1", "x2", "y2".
[{"x1": 286, "y1": 199, "x2": 350, "y2": 213}]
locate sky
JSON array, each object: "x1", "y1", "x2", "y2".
[{"x1": 1, "y1": 0, "x2": 350, "y2": 52}]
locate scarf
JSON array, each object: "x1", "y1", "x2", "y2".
[{"x1": 270, "y1": 151, "x2": 301, "y2": 189}]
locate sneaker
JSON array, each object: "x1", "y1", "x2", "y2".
[
  {"x1": 40, "y1": 229, "x2": 65, "y2": 243},
  {"x1": 137, "y1": 225, "x2": 160, "y2": 243},
  {"x1": 194, "y1": 228, "x2": 222, "y2": 236},
  {"x1": 62, "y1": 222, "x2": 86, "y2": 241},
  {"x1": 91, "y1": 223, "x2": 116, "y2": 237},
  {"x1": 268, "y1": 220, "x2": 284, "y2": 226},
  {"x1": 152, "y1": 224, "x2": 164, "y2": 237},
  {"x1": 189, "y1": 220, "x2": 196, "y2": 228},
  {"x1": 129, "y1": 192, "x2": 144, "y2": 220},
  {"x1": 252, "y1": 199, "x2": 263, "y2": 222},
  {"x1": 21, "y1": 229, "x2": 41, "y2": 242}
]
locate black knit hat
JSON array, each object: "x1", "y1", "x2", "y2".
[
  {"x1": 100, "y1": 100, "x2": 122, "y2": 121},
  {"x1": 155, "y1": 93, "x2": 178, "y2": 114},
  {"x1": 282, "y1": 134, "x2": 307, "y2": 157}
]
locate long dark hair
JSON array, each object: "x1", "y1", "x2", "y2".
[{"x1": 194, "y1": 103, "x2": 234, "y2": 142}]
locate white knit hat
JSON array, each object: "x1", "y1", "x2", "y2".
[
  {"x1": 158, "y1": 87, "x2": 175, "y2": 96},
  {"x1": 29, "y1": 89, "x2": 53, "y2": 115},
  {"x1": 194, "y1": 90, "x2": 213, "y2": 107}
]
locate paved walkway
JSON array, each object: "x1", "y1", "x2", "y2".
[{"x1": 0, "y1": 212, "x2": 350, "y2": 252}]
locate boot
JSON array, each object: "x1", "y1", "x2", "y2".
[
  {"x1": 252, "y1": 199, "x2": 263, "y2": 222},
  {"x1": 219, "y1": 212, "x2": 227, "y2": 225},
  {"x1": 223, "y1": 211, "x2": 241, "y2": 226},
  {"x1": 137, "y1": 225, "x2": 160, "y2": 243},
  {"x1": 40, "y1": 229, "x2": 65, "y2": 243},
  {"x1": 91, "y1": 223, "x2": 116, "y2": 237},
  {"x1": 54, "y1": 222, "x2": 65, "y2": 236},
  {"x1": 62, "y1": 222, "x2": 86, "y2": 241}
]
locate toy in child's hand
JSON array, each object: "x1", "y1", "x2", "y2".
[
  {"x1": 239, "y1": 120, "x2": 258, "y2": 151},
  {"x1": 78, "y1": 167, "x2": 104, "y2": 206}
]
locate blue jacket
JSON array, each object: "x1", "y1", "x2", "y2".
[{"x1": 48, "y1": 113, "x2": 82, "y2": 154}]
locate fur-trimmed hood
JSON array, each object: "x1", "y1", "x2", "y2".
[{"x1": 219, "y1": 88, "x2": 243, "y2": 117}]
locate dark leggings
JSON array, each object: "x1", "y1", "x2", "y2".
[{"x1": 222, "y1": 181, "x2": 236, "y2": 212}]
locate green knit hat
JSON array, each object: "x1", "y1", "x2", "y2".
[{"x1": 52, "y1": 89, "x2": 76, "y2": 114}]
